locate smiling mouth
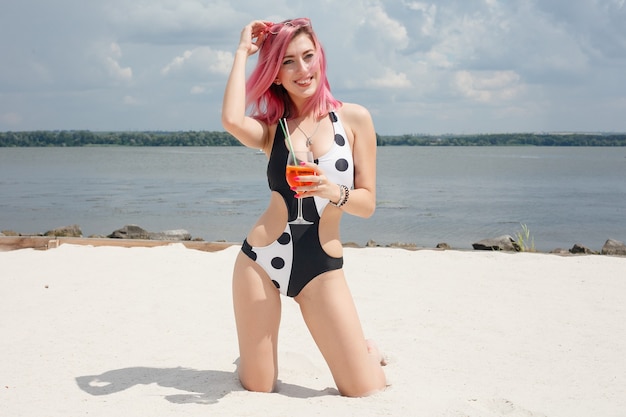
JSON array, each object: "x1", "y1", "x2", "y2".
[{"x1": 295, "y1": 77, "x2": 313, "y2": 86}]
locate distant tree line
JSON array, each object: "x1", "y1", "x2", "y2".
[
  {"x1": 0, "y1": 130, "x2": 241, "y2": 147},
  {"x1": 1, "y1": 130, "x2": 626, "y2": 147},
  {"x1": 375, "y1": 133, "x2": 626, "y2": 146}
]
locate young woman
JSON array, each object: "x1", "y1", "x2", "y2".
[{"x1": 221, "y1": 18, "x2": 386, "y2": 397}]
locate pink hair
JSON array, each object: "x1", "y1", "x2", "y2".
[{"x1": 245, "y1": 18, "x2": 342, "y2": 125}]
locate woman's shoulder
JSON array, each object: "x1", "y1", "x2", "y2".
[
  {"x1": 333, "y1": 103, "x2": 376, "y2": 147},
  {"x1": 335, "y1": 103, "x2": 375, "y2": 135},
  {"x1": 335, "y1": 102, "x2": 372, "y2": 121}
]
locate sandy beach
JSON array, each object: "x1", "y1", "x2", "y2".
[{"x1": 1, "y1": 242, "x2": 625, "y2": 417}]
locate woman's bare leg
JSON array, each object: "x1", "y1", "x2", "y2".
[
  {"x1": 232, "y1": 251, "x2": 282, "y2": 392},
  {"x1": 295, "y1": 270, "x2": 387, "y2": 397}
]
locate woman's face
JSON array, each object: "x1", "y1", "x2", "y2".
[{"x1": 276, "y1": 33, "x2": 319, "y2": 103}]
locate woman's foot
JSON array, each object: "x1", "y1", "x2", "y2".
[{"x1": 366, "y1": 339, "x2": 388, "y2": 366}]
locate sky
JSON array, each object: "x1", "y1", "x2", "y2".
[{"x1": 1, "y1": 0, "x2": 625, "y2": 135}]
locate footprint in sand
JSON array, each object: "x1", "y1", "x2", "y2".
[{"x1": 467, "y1": 398, "x2": 548, "y2": 417}]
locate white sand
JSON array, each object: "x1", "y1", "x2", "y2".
[{"x1": 1, "y1": 243, "x2": 625, "y2": 417}]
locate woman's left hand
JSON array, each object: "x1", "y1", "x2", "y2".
[{"x1": 293, "y1": 162, "x2": 341, "y2": 203}]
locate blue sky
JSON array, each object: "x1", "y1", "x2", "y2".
[{"x1": 1, "y1": 0, "x2": 625, "y2": 134}]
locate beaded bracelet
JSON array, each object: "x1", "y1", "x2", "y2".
[{"x1": 330, "y1": 184, "x2": 350, "y2": 207}]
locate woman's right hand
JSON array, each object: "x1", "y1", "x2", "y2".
[{"x1": 238, "y1": 20, "x2": 273, "y2": 56}]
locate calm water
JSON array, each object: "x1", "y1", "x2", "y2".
[{"x1": 1, "y1": 146, "x2": 625, "y2": 251}]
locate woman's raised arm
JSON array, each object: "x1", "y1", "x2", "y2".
[{"x1": 221, "y1": 21, "x2": 272, "y2": 150}]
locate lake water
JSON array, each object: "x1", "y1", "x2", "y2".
[{"x1": 1, "y1": 146, "x2": 625, "y2": 251}]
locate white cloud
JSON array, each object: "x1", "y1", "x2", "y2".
[
  {"x1": 190, "y1": 85, "x2": 206, "y2": 95},
  {"x1": 365, "y1": 4, "x2": 409, "y2": 47},
  {"x1": 454, "y1": 70, "x2": 523, "y2": 103},
  {"x1": 104, "y1": 0, "x2": 242, "y2": 45},
  {"x1": 105, "y1": 42, "x2": 133, "y2": 82},
  {"x1": 162, "y1": 47, "x2": 233, "y2": 76},
  {"x1": 425, "y1": 50, "x2": 453, "y2": 69},
  {"x1": 403, "y1": 1, "x2": 437, "y2": 36},
  {"x1": 367, "y1": 68, "x2": 411, "y2": 88},
  {"x1": 109, "y1": 42, "x2": 123, "y2": 58},
  {"x1": 1, "y1": 0, "x2": 625, "y2": 133},
  {"x1": 106, "y1": 58, "x2": 133, "y2": 82},
  {"x1": 162, "y1": 50, "x2": 194, "y2": 75}
]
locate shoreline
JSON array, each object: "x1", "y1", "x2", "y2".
[
  {"x1": 0, "y1": 236, "x2": 234, "y2": 252},
  {"x1": 1, "y1": 235, "x2": 624, "y2": 257}
]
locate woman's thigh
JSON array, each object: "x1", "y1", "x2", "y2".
[
  {"x1": 232, "y1": 251, "x2": 282, "y2": 392},
  {"x1": 295, "y1": 270, "x2": 386, "y2": 396}
]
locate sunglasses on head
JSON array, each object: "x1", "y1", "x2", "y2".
[{"x1": 267, "y1": 18, "x2": 312, "y2": 35}]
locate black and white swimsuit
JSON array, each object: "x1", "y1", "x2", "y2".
[{"x1": 241, "y1": 111, "x2": 354, "y2": 297}]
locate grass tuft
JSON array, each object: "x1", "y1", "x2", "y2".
[{"x1": 515, "y1": 223, "x2": 536, "y2": 252}]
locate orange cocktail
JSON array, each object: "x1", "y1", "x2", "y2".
[
  {"x1": 286, "y1": 149, "x2": 315, "y2": 224},
  {"x1": 286, "y1": 165, "x2": 316, "y2": 188}
]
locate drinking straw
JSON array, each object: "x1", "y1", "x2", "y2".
[{"x1": 279, "y1": 118, "x2": 297, "y2": 165}]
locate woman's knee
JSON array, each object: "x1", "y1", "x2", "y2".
[
  {"x1": 237, "y1": 365, "x2": 277, "y2": 393},
  {"x1": 337, "y1": 372, "x2": 387, "y2": 397}
]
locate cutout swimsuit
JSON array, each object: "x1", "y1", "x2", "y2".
[{"x1": 241, "y1": 112, "x2": 354, "y2": 297}]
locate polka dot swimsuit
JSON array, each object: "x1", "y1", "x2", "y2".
[{"x1": 241, "y1": 112, "x2": 354, "y2": 297}]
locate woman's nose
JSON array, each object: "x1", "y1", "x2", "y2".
[{"x1": 295, "y1": 58, "x2": 308, "y2": 73}]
